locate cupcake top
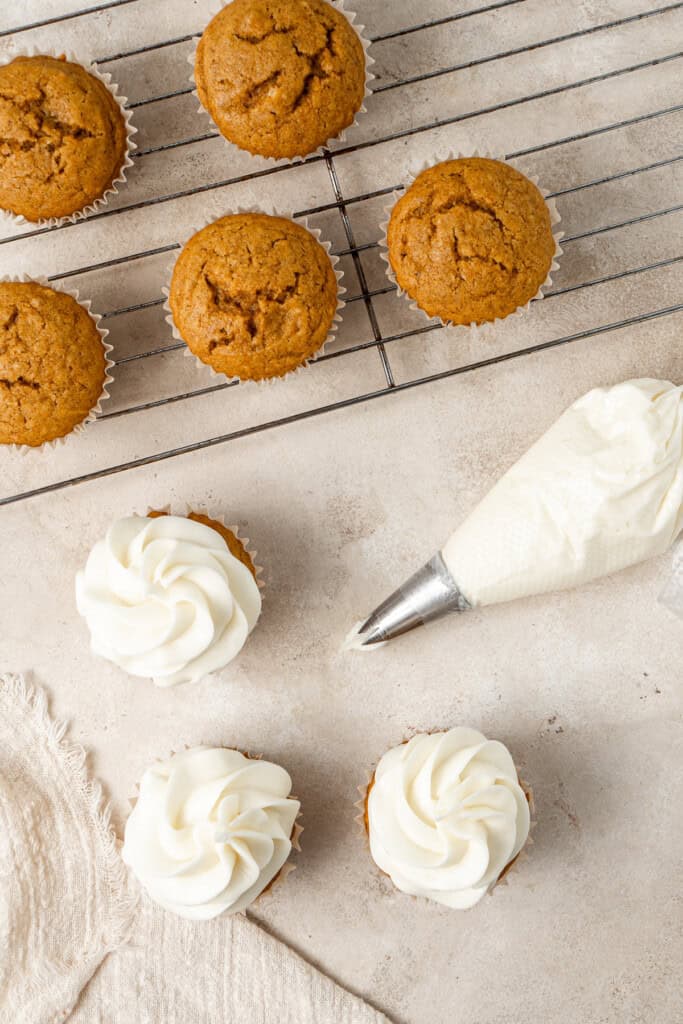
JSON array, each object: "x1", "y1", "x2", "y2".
[
  {"x1": 387, "y1": 157, "x2": 556, "y2": 325},
  {"x1": 0, "y1": 55, "x2": 128, "y2": 222},
  {"x1": 75, "y1": 513, "x2": 262, "y2": 686},
  {"x1": 0, "y1": 281, "x2": 107, "y2": 447},
  {"x1": 195, "y1": 0, "x2": 366, "y2": 159},
  {"x1": 169, "y1": 213, "x2": 339, "y2": 381},
  {"x1": 366, "y1": 728, "x2": 530, "y2": 909},
  {"x1": 123, "y1": 747, "x2": 300, "y2": 919}
]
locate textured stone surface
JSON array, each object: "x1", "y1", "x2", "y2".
[{"x1": 0, "y1": 1, "x2": 681, "y2": 1022}]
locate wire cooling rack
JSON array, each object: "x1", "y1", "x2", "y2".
[{"x1": 0, "y1": 0, "x2": 681, "y2": 506}]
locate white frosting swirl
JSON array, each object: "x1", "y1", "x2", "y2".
[
  {"x1": 367, "y1": 728, "x2": 530, "y2": 909},
  {"x1": 75, "y1": 515, "x2": 261, "y2": 686},
  {"x1": 122, "y1": 747, "x2": 300, "y2": 919}
]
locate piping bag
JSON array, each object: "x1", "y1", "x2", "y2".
[{"x1": 347, "y1": 378, "x2": 683, "y2": 649}]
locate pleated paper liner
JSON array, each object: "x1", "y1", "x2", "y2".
[
  {"x1": 0, "y1": 49, "x2": 137, "y2": 229},
  {"x1": 379, "y1": 150, "x2": 565, "y2": 339},
  {"x1": 162, "y1": 207, "x2": 346, "y2": 386},
  {"x1": 659, "y1": 535, "x2": 683, "y2": 620},
  {"x1": 355, "y1": 736, "x2": 536, "y2": 905},
  {"x1": 126, "y1": 744, "x2": 303, "y2": 914},
  {"x1": 188, "y1": 0, "x2": 374, "y2": 164},
  {"x1": 143, "y1": 503, "x2": 266, "y2": 597},
  {"x1": 0, "y1": 274, "x2": 114, "y2": 454}
]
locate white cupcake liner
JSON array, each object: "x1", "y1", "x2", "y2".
[
  {"x1": 490, "y1": 778, "x2": 535, "y2": 896},
  {"x1": 0, "y1": 49, "x2": 137, "y2": 229},
  {"x1": 0, "y1": 274, "x2": 113, "y2": 454},
  {"x1": 143, "y1": 502, "x2": 266, "y2": 595},
  {"x1": 127, "y1": 744, "x2": 303, "y2": 911},
  {"x1": 356, "y1": 739, "x2": 535, "y2": 904},
  {"x1": 188, "y1": 0, "x2": 374, "y2": 164},
  {"x1": 659, "y1": 535, "x2": 683, "y2": 620},
  {"x1": 163, "y1": 206, "x2": 346, "y2": 385},
  {"x1": 353, "y1": 767, "x2": 374, "y2": 836},
  {"x1": 380, "y1": 151, "x2": 564, "y2": 338}
]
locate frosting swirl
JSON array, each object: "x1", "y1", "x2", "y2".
[
  {"x1": 122, "y1": 747, "x2": 300, "y2": 919},
  {"x1": 367, "y1": 728, "x2": 530, "y2": 909},
  {"x1": 75, "y1": 514, "x2": 261, "y2": 686}
]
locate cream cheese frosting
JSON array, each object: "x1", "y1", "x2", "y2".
[
  {"x1": 75, "y1": 514, "x2": 262, "y2": 686},
  {"x1": 442, "y1": 379, "x2": 683, "y2": 606},
  {"x1": 122, "y1": 747, "x2": 300, "y2": 919},
  {"x1": 367, "y1": 728, "x2": 530, "y2": 909}
]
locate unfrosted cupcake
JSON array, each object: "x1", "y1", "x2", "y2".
[
  {"x1": 195, "y1": 0, "x2": 367, "y2": 159},
  {"x1": 0, "y1": 55, "x2": 129, "y2": 222},
  {"x1": 387, "y1": 157, "x2": 556, "y2": 325},
  {"x1": 0, "y1": 280, "x2": 108, "y2": 447},
  {"x1": 75, "y1": 511, "x2": 262, "y2": 686},
  {"x1": 365, "y1": 727, "x2": 531, "y2": 908},
  {"x1": 123, "y1": 746, "x2": 301, "y2": 919},
  {"x1": 168, "y1": 213, "x2": 339, "y2": 381}
]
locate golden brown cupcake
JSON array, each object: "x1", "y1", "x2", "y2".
[
  {"x1": 169, "y1": 213, "x2": 339, "y2": 381},
  {"x1": 0, "y1": 281, "x2": 108, "y2": 447},
  {"x1": 195, "y1": 0, "x2": 366, "y2": 159},
  {"x1": 0, "y1": 55, "x2": 129, "y2": 222},
  {"x1": 148, "y1": 509, "x2": 257, "y2": 578},
  {"x1": 387, "y1": 157, "x2": 556, "y2": 326}
]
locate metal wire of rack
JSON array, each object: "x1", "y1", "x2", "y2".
[{"x1": 0, "y1": 0, "x2": 681, "y2": 506}]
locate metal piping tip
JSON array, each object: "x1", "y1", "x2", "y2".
[{"x1": 347, "y1": 553, "x2": 471, "y2": 651}]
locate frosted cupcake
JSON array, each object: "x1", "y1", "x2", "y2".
[
  {"x1": 75, "y1": 511, "x2": 262, "y2": 686},
  {"x1": 123, "y1": 747, "x2": 301, "y2": 919},
  {"x1": 364, "y1": 727, "x2": 530, "y2": 908}
]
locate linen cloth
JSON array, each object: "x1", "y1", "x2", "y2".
[
  {"x1": 0, "y1": 674, "x2": 391, "y2": 1024},
  {"x1": 0, "y1": 674, "x2": 136, "y2": 1024},
  {"x1": 71, "y1": 896, "x2": 392, "y2": 1024}
]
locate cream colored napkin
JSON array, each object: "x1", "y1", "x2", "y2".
[
  {"x1": 0, "y1": 674, "x2": 136, "y2": 1024},
  {"x1": 71, "y1": 895, "x2": 391, "y2": 1024},
  {"x1": 0, "y1": 673, "x2": 390, "y2": 1024}
]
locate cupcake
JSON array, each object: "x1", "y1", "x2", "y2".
[
  {"x1": 123, "y1": 747, "x2": 301, "y2": 919},
  {"x1": 168, "y1": 213, "x2": 339, "y2": 381},
  {"x1": 364, "y1": 727, "x2": 531, "y2": 908},
  {"x1": 195, "y1": 0, "x2": 366, "y2": 159},
  {"x1": 0, "y1": 55, "x2": 129, "y2": 222},
  {"x1": 75, "y1": 511, "x2": 262, "y2": 686},
  {"x1": 386, "y1": 157, "x2": 556, "y2": 326},
  {"x1": 0, "y1": 280, "x2": 108, "y2": 447}
]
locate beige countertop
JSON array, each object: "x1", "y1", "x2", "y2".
[{"x1": 1, "y1": 2, "x2": 681, "y2": 1022}]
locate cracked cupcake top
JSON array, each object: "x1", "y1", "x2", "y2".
[
  {"x1": 0, "y1": 281, "x2": 107, "y2": 447},
  {"x1": 195, "y1": 0, "x2": 366, "y2": 159},
  {"x1": 387, "y1": 158, "x2": 556, "y2": 326},
  {"x1": 0, "y1": 55, "x2": 128, "y2": 222},
  {"x1": 169, "y1": 213, "x2": 339, "y2": 381}
]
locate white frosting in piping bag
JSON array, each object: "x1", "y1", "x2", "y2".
[
  {"x1": 76, "y1": 515, "x2": 261, "y2": 686},
  {"x1": 123, "y1": 747, "x2": 300, "y2": 919},
  {"x1": 367, "y1": 728, "x2": 529, "y2": 908},
  {"x1": 442, "y1": 379, "x2": 683, "y2": 606}
]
